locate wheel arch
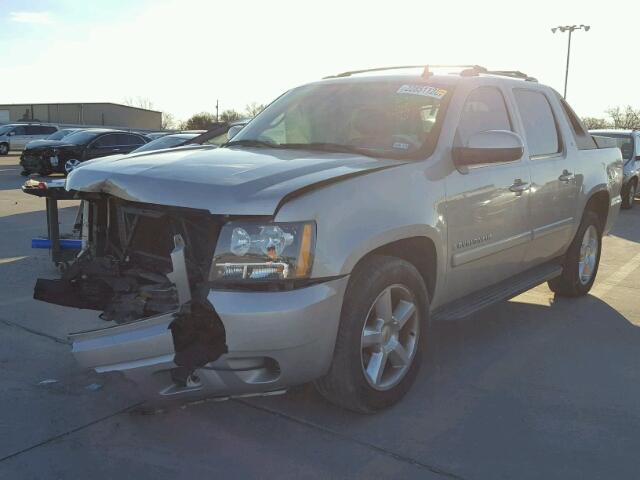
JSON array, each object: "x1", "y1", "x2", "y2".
[{"x1": 349, "y1": 235, "x2": 439, "y2": 302}]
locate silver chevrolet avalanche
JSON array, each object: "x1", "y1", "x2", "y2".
[{"x1": 35, "y1": 65, "x2": 623, "y2": 413}]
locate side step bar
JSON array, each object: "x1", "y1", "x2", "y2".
[{"x1": 432, "y1": 262, "x2": 563, "y2": 322}]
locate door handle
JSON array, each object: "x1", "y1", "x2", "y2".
[
  {"x1": 509, "y1": 179, "x2": 529, "y2": 194},
  {"x1": 559, "y1": 170, "x2": 574, "y2": 182}
]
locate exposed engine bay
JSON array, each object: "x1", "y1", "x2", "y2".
[{"x1": 33, "y1": 195, "x2": 228, "y2": 382}]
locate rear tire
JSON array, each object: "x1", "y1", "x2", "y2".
[
  {"x1": 621, "y1": 179, "x2": 637, "y2": 210},
  {"x1": 548, "y1": 211, "x2": 602, "y2": 297},
  {"x1": 314, "y1": 255, "x2": 429, "y2": 413},
  {"x1": 0, "y1": 143, "x2": 8, "y2": 155}
]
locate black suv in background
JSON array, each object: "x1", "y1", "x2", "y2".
[{"x1": 20, "y1": 128, "x2": 148, "y2": 176}]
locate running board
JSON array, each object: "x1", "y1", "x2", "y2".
[{"x1": 431, "y1": 262, "x2": 563, "y2": 322}]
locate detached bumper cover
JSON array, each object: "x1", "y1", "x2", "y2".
[{"x1": 70, "y1": 276, "x2": 348, "y2": 402}]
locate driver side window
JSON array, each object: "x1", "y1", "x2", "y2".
[{"x1": 456, "y1": 86, "x2": 512, "y2": 146}]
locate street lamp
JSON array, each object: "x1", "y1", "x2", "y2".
[{"x1": 551, "y1": 24, "x2": 590, "y2": 99}]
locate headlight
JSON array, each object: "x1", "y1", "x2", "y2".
[{"x1": 210, "y1": 221, "x2": 316, "y2": 282}]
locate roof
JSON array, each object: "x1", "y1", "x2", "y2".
[{"x1": 0, "y1": 102, "x2": 162, "y2": 114}]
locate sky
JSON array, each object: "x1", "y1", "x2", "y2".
[{"x1": 0, "y1": 0, "x2": 637, "y2": 122}]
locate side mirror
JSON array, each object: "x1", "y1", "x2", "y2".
[
  {"x1": 227, "y1": 125, "x2": 244, "y2": 140},
  {"x1": 8, "y1": 131, "x2": 15, "y2": 136},
  {"x1": 453, "y1": 130, "x2": 524, "y2": 167}
]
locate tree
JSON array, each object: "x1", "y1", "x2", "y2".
[
  {"x1": 184, "y1": 112, "x2": 216, "y2": 130},
  {"x1": 581, "y1": 116, "x2": 610, "y2": 130},
  {"x1": 244, "y1": 102, "x2": 266, "y2": 118},
  {"x1": 124, "y1": 96, "x2": 155, "y2": 110},
  {"x1": 606, "y1": 106, "x2": 640, "y2": 130},
  {"x1": 161, "y1": 112, "x2": 177, "y2": 130},
  {"x1": 219, "y1": 109, "x2": 243, "y2": 122}
]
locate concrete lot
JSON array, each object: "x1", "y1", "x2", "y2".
[{"x1": 0, "y1": 153, "x2": 639, "y2": 479}]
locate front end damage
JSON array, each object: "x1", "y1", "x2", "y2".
[
  {"x1": 34, "y1": 194, "x2": 348, "y2": 404},
  {"x1": 34, "y1": 196, "x2": 232, "y2": 400}
]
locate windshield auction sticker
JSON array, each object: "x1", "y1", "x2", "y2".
[{"x1": 397, "y1": 85, "x2": 447, "y2": 99}]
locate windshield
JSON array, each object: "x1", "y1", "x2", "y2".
[
  {"x1": 132, "y1": 134, "x2": 197, "y2": 153},
  {"x1": 595, "y1": 133, "x2": 634, "y2": 160},
  {"x1": 0, "y1": 125, "x2": 13, "y2": 135},
  {"x1": 46, "y1": 129, "x2": 75, "y2": 141},
  {"x1": 62, "y1": 130, "x2": 102, "y2": 145},
  {"x1": 230, "y1": 81, "x2": 451, "y2": 158}
]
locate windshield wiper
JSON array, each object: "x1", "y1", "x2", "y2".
[
  {"x1": 223, "y1": 139, "x2": 279, "y2": 148},
  {"x1": 276, "y1": 143, "x2": 382, "y2": 158}
]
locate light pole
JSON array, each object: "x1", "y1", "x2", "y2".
[{"x1": 551, "y1": 25, "x2": 590, "y2": 99}]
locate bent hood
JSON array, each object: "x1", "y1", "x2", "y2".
[{"x1": 66, "y1": 146, "x2": 403, "y2": 215}]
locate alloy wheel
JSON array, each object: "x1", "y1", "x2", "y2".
[
  {"x1": 360, "y1": 284, "x2": 420, "y2": 391},
  {"x1": 64, "y1": 159, "x2": 81, "y2": 174},
  {"x1": 578, "y1": 225, "x2": 599, "y2": 285}
]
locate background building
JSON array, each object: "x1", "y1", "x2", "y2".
[{"x1": 0, "y1": 102, "x2": 162, "y2": 130}]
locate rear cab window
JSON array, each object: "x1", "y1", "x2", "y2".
[
  {"x1": 558, "y1": 98, "x2": 597, "y2": 150},
  {"x1": 513, "y1": 89, "x2": 562, "y2": 158}
]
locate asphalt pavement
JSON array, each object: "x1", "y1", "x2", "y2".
[{"x1": 1, "y1": 153, "x2": 639, "y2": 479}]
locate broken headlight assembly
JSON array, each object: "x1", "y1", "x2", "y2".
[{"x1": 210, "y1": 221, "x2": 316, "y2": 282}]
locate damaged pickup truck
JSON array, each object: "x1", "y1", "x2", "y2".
[{"x1": 34, "y1": 65, "x2": 623, "y2": 413}]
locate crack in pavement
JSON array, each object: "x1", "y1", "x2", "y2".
[
  {"x1": 235, "y1": 399, "x2": 466, "y2": 480},
  {"x1": 0, "y1": 317, "x2": 70, "y2": 344},
  {"x1": 0, "y1": 402, "x2": 143, "y2": 464}
]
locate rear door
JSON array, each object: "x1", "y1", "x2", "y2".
[
  {"x1": 116, "y1": 133, "x2": 146, "y2": 153},
  {"x1": 512, "y1": 88, "x2": 578, "y2": 266},
  {"x1": 442, "y1": 85, "x2": 532, "y2": 303}
]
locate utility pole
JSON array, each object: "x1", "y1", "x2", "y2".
[
  {"x1": 216, "y1": 99, "x2": 219, "y2": 123},
  {"x1": 551, "y1": 24, "x2": 590, "y2": 99}
]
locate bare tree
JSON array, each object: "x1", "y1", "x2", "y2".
[
  {"x1": 606, "y1": 106, "x2": 640, "y2": 130},
  {"x1": 219, "y1": 109, "x2": 243, "y2": 122},
  {"x1": 581, "y1": 116, "x2": 610, "y2": 130},
  {"x1": 244, "y1": 102, "x2": 266, "y2": 118},
  {"x1": 124, "y1": 96, "x2": 155, "y2": 110},
  {"x1": 184, "y1": 112, "x2": 216, "y2": 130},
  {"x1": 161, "y1": 112, "x2": 177, "y2": 130}
]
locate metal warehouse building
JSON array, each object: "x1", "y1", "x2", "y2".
[{"x1": 0, "y1": 102, "x2": 162, "y2": 130}]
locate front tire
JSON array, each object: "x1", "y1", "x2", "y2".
[
  {"x1": 621, "y1": 179, "x2": 637, "y2": 210},
  {"x1": 548, "y1": 211, "x2": 602, "y2": 297},
  {"x1": 314, "y1": 255, "x2": 429, "y2": 413},
  {"x1": 0, "y1": 143, "x2": 8, "y2": 155}
]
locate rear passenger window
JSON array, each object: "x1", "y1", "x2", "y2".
[
  {"x1": 457, "y1": 86, "x2": 512, "y2": 145},
  {"x1": 42, "y1": 126, "x2": 57, "y2": 134},
  {"x1": 94, "y1": 134, "x2": 118, "y2": 148},
  {"x1": 514, "y1": 90, "x2": 561, "y2": 157}
]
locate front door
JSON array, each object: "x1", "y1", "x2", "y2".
[{"x1": 442, "y1": 86, "x2": 532, "y2": 304}]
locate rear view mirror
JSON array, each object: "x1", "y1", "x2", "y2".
[{"x1": 453, "y1": 130, "x2": 524, "y2": 167}]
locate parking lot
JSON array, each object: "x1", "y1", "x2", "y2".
[{"x1": 1, "y1": 151, "x2": 639, "y2": 479}]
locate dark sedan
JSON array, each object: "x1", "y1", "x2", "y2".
[{"x1": 20, "y1": 129, "x2": 148, "y2": 176}]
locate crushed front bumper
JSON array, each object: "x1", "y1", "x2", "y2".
[{"x1": 70, "y1": 277, "x2": 348, "y2": 404}]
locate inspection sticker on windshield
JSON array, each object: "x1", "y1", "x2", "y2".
[{"x1": 397, "y1": 85, "x2": 447, "y2": 99}]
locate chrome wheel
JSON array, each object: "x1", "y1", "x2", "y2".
[
  {"x1": 578, "y1": 225, "x2": 598, "y2": 285},
  {"x1": 64, "y1": 159, "x2": 80, "y2": 174},
  {"x1": 629, "y1": 183, "x2": 637, "y2": 203},
  {"x1": 360, "y1": 284, "x2": 419, "y2": 391},
  {"x1": 0, "y1": 144, "x2": 8, "y2": 155}
]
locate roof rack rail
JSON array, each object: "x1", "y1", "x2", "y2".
[{"x1": 324, "y1": 65, "x2": 538, "y2": 82}]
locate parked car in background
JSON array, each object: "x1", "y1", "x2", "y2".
[
  {"x1": 0, "y1": 123, "x2": 59, "y2": 154},
  {"x1": 590, "y1": 129, "x2": 639, "y2": 209},
  {"x1": 24, "y1": 128, "x2": 82, "y2": 149},
  {"x1": 20, "y1": 128, "x2": 148, "y2": 176},
  {"x1": 36, "y1": 65, "x2": 623, "y2": 413}
]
